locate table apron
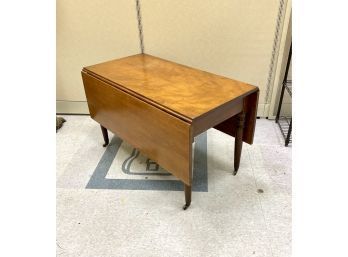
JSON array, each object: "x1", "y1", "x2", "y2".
[{"x1": 192, "y1": 98, "x2": 243, "y2": 137}]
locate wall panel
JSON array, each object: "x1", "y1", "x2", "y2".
[
  {"x1": 141, "y1": 0, "x2": 281, "y2": 108},
  {"x1": 57, "y1": 0, "x2": 140, "y2": 103},
  {"x1": 57, "y1": 0, "x2": 291, "y2": 116}
]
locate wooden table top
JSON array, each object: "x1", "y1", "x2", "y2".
[{"x1": 83, "y1": 54, "x2": 258, "y2": 121}]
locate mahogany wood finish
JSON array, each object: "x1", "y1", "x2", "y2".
[
  {"x1": 233, "y1": 112, "x2": 246, "y2": 175},
  {"x1": 84, "y1": 54, "x2": 258, "y2": 122},
  {"x1": 82, "y1": 54, "x2": 259, "y2": 209},
  {"x1": 183, "y1": 184, "x2": 192, "y2": 210},
  {"x1": 82, "y1": 72, "x2": 192, "y2": 185},
  {"x1": 192, "y1": 98, "x2": 243, "y2": 137},
  {"x1": 214, "y1": 91, "x2": 259, "y2": 144}
]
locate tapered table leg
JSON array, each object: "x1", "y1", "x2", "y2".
[
  {"x1": 100, "y1": 125, "x2": 109, "y2": 147},
  {"x1": 233, "y1": 112, "x2": 245, "y2": 175},
  {"x1": 183, "y1": 184, "x2": 192, "y2": 210}
]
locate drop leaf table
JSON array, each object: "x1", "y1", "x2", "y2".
[{"x1": 82, "y1": 54, "x2": 259, "y2": 210}]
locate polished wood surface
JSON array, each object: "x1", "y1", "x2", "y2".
[
  {"x1": 214, "y1": 91, "x2": 259, "y2": 144},
  {"x1": 82, "y1": 71, "x2": 192, "y2": 185},
  {"x1": 83, "y1": 54, "x2": 258, "y2": 121},
  {"x1": 233, "y1": 112, "x2": 246, "y2": 175},
  {"x1": 82, "y1": 54, "x2": 259, "y2": 209},
  {"x1": 192, "y1": 98, "x2": 243, "y2": 137}
]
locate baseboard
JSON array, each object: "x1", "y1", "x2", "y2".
[
  {"x1": 257, "y1": 103, "x2": 270, "y2": 118},
  {"x1": 56, "y1": 101, "x2": 89, "y2": 114}
]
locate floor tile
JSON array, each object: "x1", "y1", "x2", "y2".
[{"x1": 56, "y1": 116, "x2": 292, "y2": 257}]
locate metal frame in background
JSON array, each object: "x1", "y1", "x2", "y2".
[{"x1": 275, "y1": 43, "x2": 292, "y2": 146}]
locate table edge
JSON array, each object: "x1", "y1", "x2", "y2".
[{"x1": 82, "y1": 68, "x2": 259, "y2": 124}]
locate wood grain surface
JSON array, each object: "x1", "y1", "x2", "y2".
[
  {"x1": 82, "y1": 71, "x2": 192, "y2": 185},
  {"x1": 214, "y1": 90, "x2": 259, "y2": 144},
  {"x1": 83, "y1": 54, "x2": 258, "y2": 121}
]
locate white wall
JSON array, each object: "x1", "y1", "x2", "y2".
[
  {"x1": 57, "y1": 0, "x2": 140, "y2": 113},
  {"x1": 57, "y1": 0, "x2": 291, "y2": 116}
]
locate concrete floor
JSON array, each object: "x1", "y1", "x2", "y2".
[{"x1": 57, "y1": 116, "x2": 291, "y2": 257}]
